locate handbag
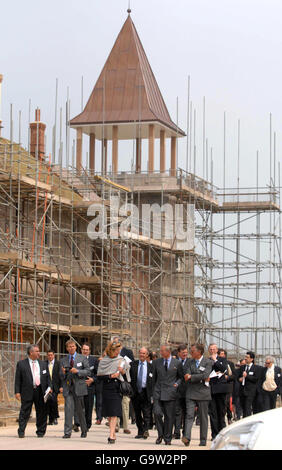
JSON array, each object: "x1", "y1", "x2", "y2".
[
  {"x1": 118, "y1": 358, "x2": 133, "y2": 397},
  {"x1": 119, "y1": 380, "x2": 134, "y2": 397}
]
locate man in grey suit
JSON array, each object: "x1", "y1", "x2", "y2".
[
  {"x1": 182, "y1": 343, "x2": 212, "y2": 447},
  {"x1": 153, "y1": 345, "x2": 183, "y2": 445},
  {"x1": 60, "y1": 339, "x2": 90, "y2": 438}
]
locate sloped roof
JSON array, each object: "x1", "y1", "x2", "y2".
[{"x1": 70, "y1": 14, "x2": 185, "y2": 137}]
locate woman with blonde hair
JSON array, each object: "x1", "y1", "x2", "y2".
[{"x1": 97, "y1": 340, "x2": 130, "y2": 443}]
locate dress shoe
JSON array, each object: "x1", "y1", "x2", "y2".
[
  {"x1": 182, "y1": 436, "x2": 190, "y2": 447},
  {"x1": 143, "y1": 430, "x2": 149, "y2": 439},
  {"x1": 199, "y1": 440, "x2": 206, "y2": 446},
  {"x1": 81, "y1": 432, "x2": 87, "y2": 438},
  {"x1": 73, "y1": 424, "x2": 79, "y2": 432},
  {"x1": 53, "y1": 419, "x2": 58, "y2": 425},
  {"x1": 173, "y1": 433, "x2": 180, "y2": 439},
  {"x1": 62, "y1": 434, "x2": 71, "y2": 439},
  {"x1": 156, "y1": 436, "x2": 163, "y2": 444},
  {"x1": 135, "y1": 434, "x2": 144, "y2": 439},
  {"x1": 115, "y1": 426, "x2": 120, "y2": 433},
  {"x1": 18, "y1": 434, "x2": 25, "y2": 438},
  {"x1": 48, "y1": 421, "x2": 53, "y2": 426},
  {"x1": 165, "y1": 441, "x2": 171, "y2": 445},
  {"x1": 131, "y1": 419, "x2": 136, "y2": 425},
  {"x1": 37, "y1": 434, "x2": 44, "y2": 438},
  {"x1": 124, "y1": 429, "x2": 131, "y2": 434},
  {"x1": 95, "y1": 420, "x2": 101, "y2": 425},
  {"x1": 108, "y1": 437, "x2": 116, "y2": 444}
]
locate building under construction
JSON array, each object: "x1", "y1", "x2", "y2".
[{"x1": 0, "y1": 11, "x2": 281, "y2": 406}]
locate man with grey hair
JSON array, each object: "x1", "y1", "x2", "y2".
[
  {"x1": 261, "y1": 355, "x2": 282, "y2": 411},
  {"x1": 15, "y1": 344, "x2": 51, "y2": 438},
  {"x1": 130, "y1": 347, "x2": 154, "y2": 439},
  {"x1": 153, "y1": 345, "x2": 183, "y2": 445}
]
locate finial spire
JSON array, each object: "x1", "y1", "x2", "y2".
[{"x1": 127, "y1": 0, "x2": 131, "y2": 14}]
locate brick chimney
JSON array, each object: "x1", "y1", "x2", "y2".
[{"x1": 30, "y1": 108, "x2": 46, "y2": 160}]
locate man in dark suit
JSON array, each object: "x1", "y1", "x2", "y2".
[
  {"x1": 15, "y1": 344, "x2": 51, "y2": 438},
  {"x1": 233, "y1": 359, "x2": 245, "y2": 420},
  {"x1": 45, "y1": 349, "x2": 61, "y2": 425},
  {"x1": 238, "y1": 351, "x2": 260, "y2": 417},
  {"x1": 218, "y1": 348, "x2": 236, "y2": 424},
  {"x1": 252, "y1": 363, "x2": 265, "y2": 414},
  {"x1": 182, "y1": 343, "x2": 212, "y2": 447},
  {"x1": 81, "y1": 343, "x2": 99, "y2": 430},
  {"x1": 130, "y1": 347, "x2": 154, "y2": 439},
  {"x1": 153, "y1": 345, "x2": 183, "y2": 445},
  {"x1": 173, "y1": 344, "x2": 188, "y2": 439},
  {"x1": 261, "y1": 355, "x2": 282, "y2": 411},
  {"x1": 208, "y1": 343, "x2": 229, "y2": 440},
  {"x1": 60, "y1": 339, "x2": 90, "y2": 438}
]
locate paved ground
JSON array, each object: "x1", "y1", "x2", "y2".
[{"x1": 0, "y1": 411, "x2": 211, "y2": 450}]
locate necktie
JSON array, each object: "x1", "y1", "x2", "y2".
[
  {"x1": 164, "y1": 359, "x2": 168, "y2": 372},
  {"x1": 195, "y1": 360, "x2": 200, "y2": 368},
  {"x1": 49, "y1": 362, "x2": 53, "y2": 379},
  {"x1": 137, "y1": 362, "x2": 144, "y2": 393},
  {"x1": 33, "y1": 361, "x2": 40, "y2": 387},
  {"x1": 70, "y1": 355, "x2": 74, "y2": 368}
]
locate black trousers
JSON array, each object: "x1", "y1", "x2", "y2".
[
  {"x1": 132, "y1": 389, "x2": 151, "y2": 435},
  {"x1": 209, "y1": 393, "x2": 226, "y2": 439},
  {"x1": 240, "y1": 394, "x2": 253, "y2": 417},
  {"x1": 18, "y1": 387, "x2": 47, "y2": 436},
  {"x1": 46, "y1": 392, "x2": 59, "y2": 423},
  {"x1": 84, "y1": 387, "x2": 95, "y2": 429},
  {"x1": 174, "y1": 396, "x2": 186, "y2": 436},
  {"x1": 252, "y1": 391, "x2": 264, "y2": 414},
  {"x1": 154, "y1": 399, "x2": 176, "y2": 443},
  {"x1": 262, "y1": 389, "x2": 278, "y2": 411},
  {"x1": 225, "y1": 392, "x2": 232, "y2": 421},
  {"x1": 95, "y1": 381, "x2": 103, "y2": 421}
]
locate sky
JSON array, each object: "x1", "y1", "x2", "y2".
[{"x1": 1, "y1": 0, "x2": 282, "y2": 189}]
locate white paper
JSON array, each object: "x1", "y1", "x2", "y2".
[
  {"x1": 77, "y1": 362, "x2": 82, "y2": 367},
  {"x1": 44, "y1": 387, "x2": 51, "y2": 403}
]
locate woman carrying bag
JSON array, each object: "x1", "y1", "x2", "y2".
[{"x1": 97, "y1": 340, "x2": 131, "y2": 443}]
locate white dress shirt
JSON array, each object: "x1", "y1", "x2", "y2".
[{"x1": 29, "y1": 358, "x2": 41, "y2": 387}]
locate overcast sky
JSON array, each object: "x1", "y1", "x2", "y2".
[{"x1": 1, "y1": 0, "x2": 282, "y2": 189}]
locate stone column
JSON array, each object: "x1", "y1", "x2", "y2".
[
  {"x1": 76, "y1": 128, "x2": 83, "y2": 173},
  {"x1": 160, "y1": 130, "x2": 166, "y2": 173},
  {"x1": 170, "y1": 136, "x2": 176, "y2": 177},
  {"x1": 89, "y1": 133, "x2": 95, "y2": 174},
  {"x1": 102, "y1": 138, "x2": 108, "y2": 175},
  {"x1": 112, "y1": 125, "x2": 118, "y2": 174},
  {"x1": 136, "y1": 137, "x2": 142, "y2": 173},
  {"x1": 148, "y1": 124, "x2": 155, "y2": 173}
]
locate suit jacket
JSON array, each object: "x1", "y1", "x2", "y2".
[
  {"x1": 86, "y1": 355, "x2": 99, "y2": 390},
  {"x1": 15, "y1": 358, "x2": 51, "y2": 402},
  {"x1": 184, "y1": 357, "x2": 212, "y2": 401},
  {"x1": 45, "y1": 359, "x2": 61, "y2": 394},
  {"x1": 238, "y1": 363, "x2": 260, "y2": 398},
  {"x1": 209, "y1": 355, "x2": 229, "y2": 395},
  {"x1": 130, "y1": 360, "x2": 154, "y2": 401},
  {"x1": 121, "y1": 347, "x2": 135, "y2": 362},
  {"x1": 260, "y1": 366, "x2": 282, "y2": 394},
  {"x1": 60, "y1": 353, "x2": 90, "y2": 397},
  {"x1": 176, "y1": 358, "x2": 189, "y2": 398},
  {"x1": 153, "y1": 357, "x2": 183, "y2": 402}
]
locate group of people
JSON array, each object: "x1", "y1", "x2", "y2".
[{"x1": 14, "y1": 339, "x2": 281, "y2": 446}]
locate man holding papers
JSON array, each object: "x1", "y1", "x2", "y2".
[
  {"x1": 182, "y1": 344, "x2": 212, "y2": 447},
  {"x1": 15, "y1": 344, "x2": 51, "y2": 438},
  {"x1": 208, "y1": 343, "x2": 229, "y2": 441}
]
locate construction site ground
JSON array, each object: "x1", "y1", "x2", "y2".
[{"x1": 0, "y1": 410, "x2": 211, "y2": 451}]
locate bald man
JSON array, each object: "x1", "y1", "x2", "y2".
[{"x1": 130, "y1": 347, "x2": 154, "y2": 439}]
